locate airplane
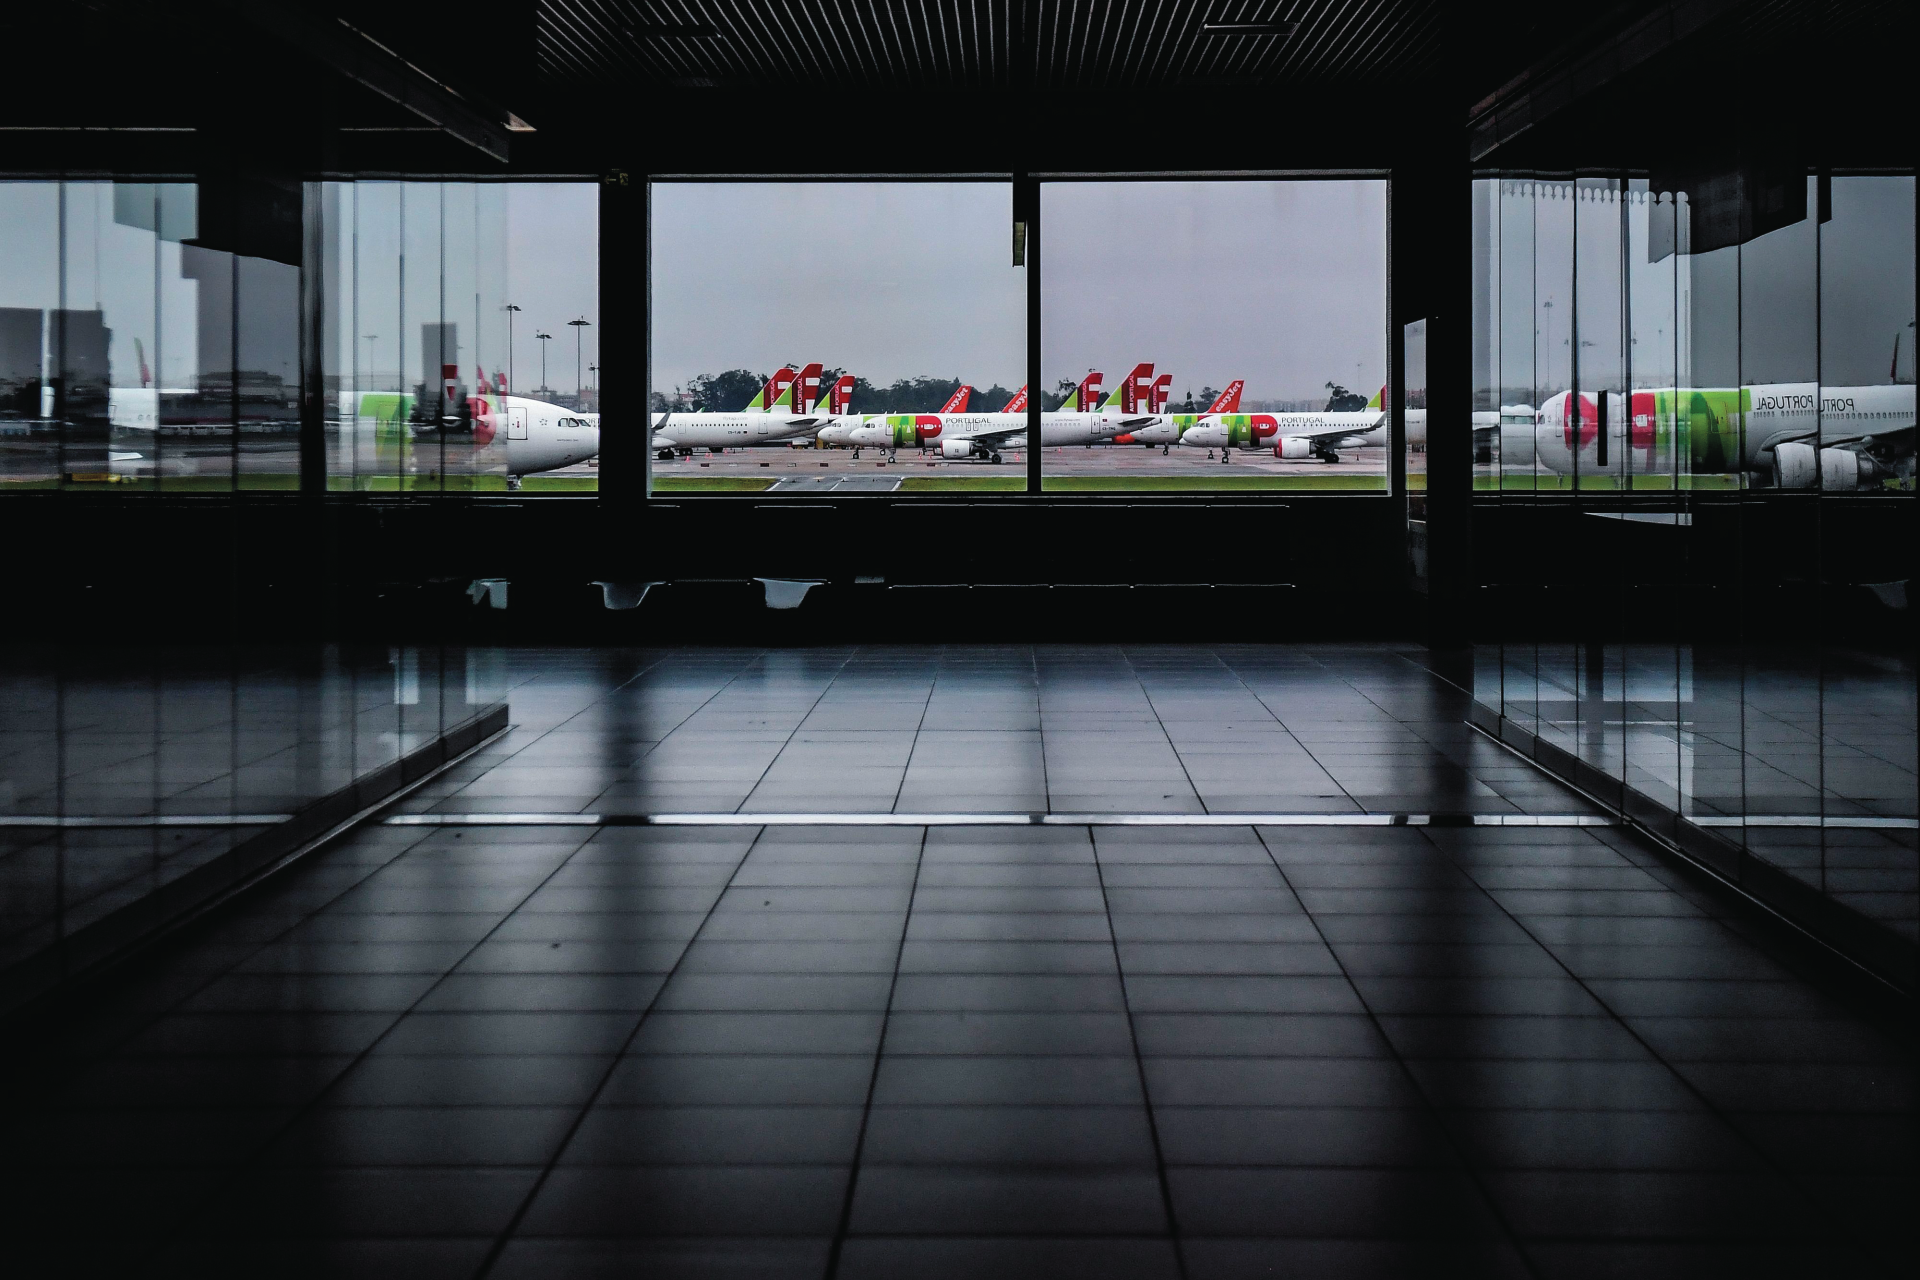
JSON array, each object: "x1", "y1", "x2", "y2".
[
  {"x1": 1528, "y1": 383, "x2": 1915, "y2": 489},
  {"x1": 811, "y1": 376, "x2": 864, "y2": 447},
  {"x1": 1179, "y1": 386, "x2": 1385, "y2": 463},
  {"x1": 846, "y1": 363, "x2": 1157, "y2": 462},
  {"x1": 92, "y1": 343, "x2": 596, "y2": 487},
  {"x1": 1125, "y1": 380, "x2": 1243, "y2": 451},
  {"x1": 820, "y1": 382, "x2": 972, "y2": 454},
  {"x1": 649, "y1": 363, "x2": 825, "y2": 459},
  {"x1": 353, "y1": 367, "x2": 599, "y2": 487}
]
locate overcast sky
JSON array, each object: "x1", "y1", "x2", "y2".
[
  {"x1": 650, "y1": 179, "x2": 1389, "y2": 403},
  {"x1": 507, "y1": 183, "x2": 599, "y2": 389},
  {"x1": 650, "y1": 183, "x2": 1025, "y2": 394},
  {"x1": 1044, "y1": 180, "x2": 1388, "y2": 404}
]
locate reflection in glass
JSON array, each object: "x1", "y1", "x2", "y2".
[
  {"x1": 322, "y1": 181, "x2": 588, "y2": 493},
  {"x1": 1474, "y1": 168, "x2": 1918, "y2": 965}
]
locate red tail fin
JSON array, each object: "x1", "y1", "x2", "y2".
[
  {"x1": 828, "y1": 374, "x2": 854, "y2": 415},
  {"x1": 1076, "y1": 371, "x2": 1104, "y2": 413},
  {"x1": 1117, "y1": 362, "x2": 1155, "y2": 414},
  {"x1": 496, "y1": 371, "x2": 509, "y2": 395},
  {"x1": 938, "y1": 385, "x2": 971, "y2": 413},
  {"x1": 756, "y1": 367, "x2": 797, "y2": 410},
  {"x1": 1004, "y1": 385, "x2": 1028, "y2": 414},
  {"x1": 1150, "y1": 374, "x2": 1171, "y2": 414},
  {"x1": 1205, "y1": 380, "x2": 1245, "y2": 415},
  {"x1": 794, "y1": 362, "x2": 824, "y2": 414}
]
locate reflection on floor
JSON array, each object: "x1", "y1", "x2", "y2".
[
  {"x1": 10, "y1": 646, "x2": 1915, "y2": 1276},
  {"x1": 0, "y1": 647, "x2": 496, "y2": 977},
  {"x1": 399, "y1": 645, "x2": 1589, "y2": 819},
  {"x1": 1485, "y1": 643, "x2": 1919, "y2": 941}
]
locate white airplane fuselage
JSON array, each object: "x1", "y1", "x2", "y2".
[
  {"x1": 1177, "y1": 410, "x2": 1385, "y2": 453},
  {"x1": 842, "y1": 411, "x2": 1135, "y2": 452},
  {"x1": 98, "y1": 389, "x2": 598, "y2": 479},
  {"x1": 650, "y1": 410, "x2": 817, "y2": 453},
  {"x1": 1527, "y1": 383, "x2": 1915, "y2": 484}
]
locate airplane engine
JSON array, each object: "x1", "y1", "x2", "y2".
[
  {"x1": 1274, "y1": 437, "x2": 1316, "y2": 460},
  {"x1": 1773, "y1": 441, "x2": 1818, "y2": 488},
  {"x1": 1820, "y1": 448, "x2": 1859, "y2": 489},
  {"x1": 941, "y1": 438, "x2": 980, "y2": 460},
  {"x1": 1818, "y1": 447, "x2": 1892, "y2": 490}
]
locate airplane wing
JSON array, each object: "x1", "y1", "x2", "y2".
[
  {"x1": 954, "y1": 425, "x2": 1027, "y2": 449},
  {"x1": 1280, "y1": 412, "x2": 1385, "y2": 445}
]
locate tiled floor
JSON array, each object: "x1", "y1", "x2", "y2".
[
  {"x1": 399, "y1": 645, "x2": 1589, "y2": 817},
  {"x1": 9, "y1": 647, "x2": 1915, "y2": 1278}
]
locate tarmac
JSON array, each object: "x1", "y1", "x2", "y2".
[{"x1": 643, "y1": 443, "x2": 1391, "y2": 482}]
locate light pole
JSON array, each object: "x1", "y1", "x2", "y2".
[
  {"x1": 588, "y1": 364, "x2": 599, "y2": 406},
  {"x1": 502, "y1": 304, "x2": 521, "y2": 391},
  {"x1": 569, "y1": 317, "x2": 591, "y2": 400},
  {"x1": 535, "y1": 331, "x2": 552, "y2": 395}
]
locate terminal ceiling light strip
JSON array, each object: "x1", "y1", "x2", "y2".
[
  {"x1": 0, "y1": 815, "x2": 295, "y2": 828},
  {"x1": 1199, "y1": 22, "x2": 1299, "y2": 36},
  {"x1": 381, "y1": 812, "x2": 1621, "y2": 828}
]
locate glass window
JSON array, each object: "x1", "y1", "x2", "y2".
[
  {"x1": 0, "y1": 180, "x2": 230, "y2": 492},
  {"x1": 649, "y1": 181, "x2": 1022, "y2": 495},
  {"x1": 322, "y1": 180, "x2": 588, "y2": 493},
  {"x1": 1040, "y1": 178, "x2": 1387, "y2": 492},
  {"x1": 1472, "y1": 163, "x2": 1917, "y2": 976}
]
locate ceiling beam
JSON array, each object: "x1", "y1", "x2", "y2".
[
  {"x1": 223, "y1": 4, "x2": 514, "y2": 162},
  {"x1": 1467, "y1": 0, "x2": 1742, "y2": 163}
]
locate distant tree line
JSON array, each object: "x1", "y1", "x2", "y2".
[{"x1": 650, "y1": 370, "x2": 1372, "y2": 414}]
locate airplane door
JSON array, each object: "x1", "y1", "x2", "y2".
[{"x1": 508, "y1": 406, "x2": 528, "y2": 440}]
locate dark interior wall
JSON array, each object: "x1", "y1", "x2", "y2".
[{"x1": 0, "y1": 492, "x2": 1410, "y2": 644}]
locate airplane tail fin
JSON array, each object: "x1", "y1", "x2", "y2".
[
  {"x1": 747, "y1": 366, "x2": 798, "y2": 412},
  {"x1": 794, "y1": 362, "x2": 824, "y2": 414},
  {"x1": 1204, "y1": 380, "x2": 1245, "y2": 415},
  {"x1": 1107, "y1": 362, "x2": 1154, "y2": 413},
  {"x1": 938, "y1": 384, "x2": 971, "y2": 414},
  {"x1": 828, "y1": 374, "x2": 854, "y2": 415},
  {"x1": 1005, "y1": 384, "x2": 1028, "y2": 414},
  {"x1": 135, "y1": 337, "x2": 151, "y2": 389},
  {"x1": 1150, "y1": 374, "x2": 1172, "y2": 414},
  {"x1": 1075, "y1": 371, "x2": 1104, "y2": 413},
  {"x1": 773, "y1": 362, "x2": 823, "y2": 414},
  {"x1": 1367, "y1": 385, "x2": 1385, "y2": 410},
  {"x1": 496, "y1": 371, "x2": 509, "y2": 395}
]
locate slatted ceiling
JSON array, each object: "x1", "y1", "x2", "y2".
[{"x1": 535, "y1": 0, "x2": 1447, "y2": 89}]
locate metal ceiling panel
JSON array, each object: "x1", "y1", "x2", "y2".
[{"x1": 536, "y1": 1, "x2": 1447, "y2": 88}]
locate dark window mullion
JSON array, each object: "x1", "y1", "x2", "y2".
[{"x1": 1021, "y1": 173, "x2": 1041, "y2": 495}]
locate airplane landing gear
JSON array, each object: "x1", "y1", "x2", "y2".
[
  {"x1": 1220, "y1": 448, "x2": 1232, "y2": 464},
  {"x1": 655, "y1": 448, "x2": 674, "y2": 462},
  {"x1": 989, "y1": 451, "x2": 1003, "y2": 464},
  {"x1": 506, "y1": 474, "x2": 522, "y2": 491},
  {"x1": 1161, "y1": 444, "x2": 1169, "y2": 455},
  {"x1": 1205, "y1": 449, "x2": 1215, "y2": 459}
]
